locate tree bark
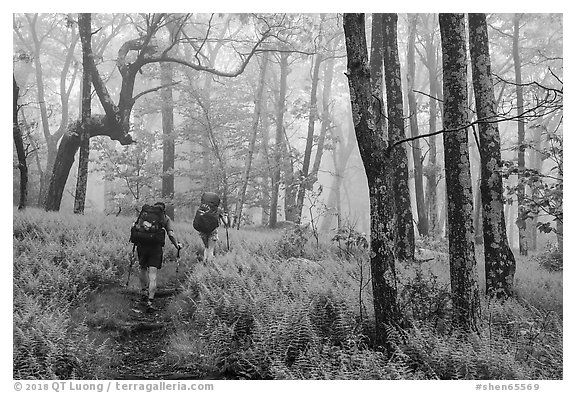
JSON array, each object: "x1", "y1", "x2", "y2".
[
  {"x1": 14, "y1": 76, "x2": 28, "y2": 210},
  {"x1": 236, "y1": 53, "x2": 269, "y2": 228},
  {"x1": 269, "y1": 53, "x2": 289, "y2": 228},
  {"x1": 439, "y1": 13, "x2": 480, "y2": 331},
  {"x1": 74, "y1": 13, "x2": 92, "y2": 215},
  {"x1": 161, "y1": 61, "x2": 176, "y2": 219},
  {"x1": 469, "y1": 13, "x2": 516, "y2": 298},
  {"x1": 344, "y1": 13, "x2": 402, "y2": 351},
  {"x1": 382, "y1": 13, "x2": 415, "y2": 262},
  {"x1": 407, "y1": 14, "x2": 428, "y2": 237},
  {"x1": 513, "y1": 14, "x2": 529, "y2": 256}
]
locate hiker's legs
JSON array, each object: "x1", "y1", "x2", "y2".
[
  {"x1": 205, "y1": 238, "x2": 216, "y2": 261},
  {"x1": 139, "y1": 266, "x2": 148, "y2": 292},
  {"x1": 148, "y1": 267, "x2": 158, "y2": 300}
]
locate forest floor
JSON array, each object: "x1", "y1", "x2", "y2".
[{"x1": 81, "y1": 263, "x2": 214, "y2": 380}]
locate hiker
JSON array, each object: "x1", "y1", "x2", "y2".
[
  {"x1": 130, "y1": 201, "x2": 182, "y2": 309},
  {"x1": 193, "y1": 192, "x2": 228, "y2": 263}
]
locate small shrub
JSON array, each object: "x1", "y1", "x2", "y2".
[
  {"x1": 532, "y1": 242, "x2": 563, "y2": 272},
  {"x1": 276, "y1": 225, "x2": 310, "y2": 258}
]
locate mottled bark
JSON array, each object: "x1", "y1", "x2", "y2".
[
  {"x1": 161, "y1": 61, "x2": 176, "y2": 219},
  {"x1": 236, "y1": 53, "x2": 269, "y2": 228},
  {"x1": 469, "y1": 13, "x2": 516, "y2": 298},
  {"x1": 439, "y1": 13, "x2": 480, "y2": 331},
  {"x1": 344, "y1": 13, "x2": 402, "y2": 350},
  {"x1": 382, "y1": 13, "x2": 415, "y2": 262},
  {"x1": 269, "y1": 53, "x2": 289, "y2": 228},
  {"x1": 14, "y1": 76, "x2": 28, "y2": 210},
  {"x1": 513, "y1": 14, "x2": 529, "y2": 256},
  {"x1": 407, "y1": 14, "x2": 428, "y2": 237},
  {"x1": 74, "y1": 13, "x2": 92, "y2": 215}
]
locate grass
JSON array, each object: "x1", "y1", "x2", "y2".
[{"x1": 13, "y1": 208, "x2": 563, "y2": 379}]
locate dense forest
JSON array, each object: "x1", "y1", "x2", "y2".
[{"x1": 13, "y1": 13, "x2": 562, "y2": 381}]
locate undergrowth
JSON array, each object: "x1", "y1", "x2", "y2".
[{"x1": 13, "y1": 209, "x2": 563, "y2": 380}]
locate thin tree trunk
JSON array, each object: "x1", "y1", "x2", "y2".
[
  {"x1": 236, "y1": 53, "x2": 269, "y2": 228},
  {"x1": 513, "y1": 14, "x2": 529, "y2": 256},
  {"x1": 382, "y1": 13, "x2": 415, "y2": 262},
  {"x1": 344, "y1": 13, "x2": 402, "y2": 351},
  {"x1": 74, "y1": 13, "x2": 92, "y2": 214},
  {"x1": 295, "y1": 45, "x2": 323, "y2": 223},
  {"x1": 439, "y1": 13, "x2": 480, "y2": 331},
  {"x1": 320, "y1": 123, "x2": 354, "y2": 232},
  {"x1": 469, "y1": 13, "x2": 516, "y2": 298},
  {"x1": 407, "y1": 14, "x2": 428, "y2": 237},
  {"x1": 311, "y1": 36, "x2": 339, "y2": 188},
  {"x1": 161, "y1": 61, "x2": 176, "y2": 219},
  {"x1": 423, "y1": 16, "x2": 440, "y2": 238},
  {"x1": 269, "y1": 53, "x2": 289, "y2": 228},
  {"x1": 14, "y1": 76, "x2": 28, "y2": 210},
  {"x1": 260, "y1": 100, "x2": 272, "y2": 226}
]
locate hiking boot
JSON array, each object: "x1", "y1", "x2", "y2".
[
  {"x1": 141, "y1": 289, "x2": 148, "y2": 301},
  {"x1": 146, "y1": 299, "x2": 156, "y2": 310}
]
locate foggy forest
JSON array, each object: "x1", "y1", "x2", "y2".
[{"x1": 13, "y1": 13, "x2": 563, "y2": 381}]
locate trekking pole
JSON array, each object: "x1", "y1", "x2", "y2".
[
  {"x1": 126, "y1": 244, "x2": 136, "y2": 287},
  {"x1": 175, "y1": 247, "x2": 181, "y2": 281},
  {"x1": 222, "y1": 213, "x2": 230, "y2": 251}
]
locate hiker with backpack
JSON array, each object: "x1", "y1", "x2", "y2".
[
  {"x1": 129, "y1": 201, "x2": 182, "y2": 309},
  {"x1": 193, "y1": 192, "x2": 229, "y2": 263}
]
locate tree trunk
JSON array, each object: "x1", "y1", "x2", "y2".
[
  {"x1": 161, "y1": 61, "x2": 176, "y2": 219},
  {"x1": 513, "y1": 14, "x2": 529, "y2": 256},
  {"x1": 295, "y1": 49, "x2": 323, "y2": 223},
  {"x1": 382, "y1": 13, "x2": 415, "y2": 262},
  {"x1": 407, "y1": 14, "x2": 428, "y2": 237},
  {"x1": 439, "y1": 13, "x2": 480, "y2": 331},
  {"x1": 74, "y1": 13, "x2": 92, "y2": 215},
  {"x1": 320, "y1": 123, "x2": 354, "y2": 232},
  {"x1": 236, "y1": 53, "x2": 269, "y2": 228},
  {"x1": 260, "y1": 100, "x2": 272, "y2": 226},
  {"x1": 423, "y1": 17, "x2": 440, "y2": 238},
  {"x1": 469, "y1": 13, "x2": 516, "y2": 298},
  {"x1": 14, "y1": 76, "x2": 28, "y2": 210},
  {"x1": 527, "y1": 125, "x2": 543, "y2": 250},
  {"x1": 344, "y1": 13, "x2": 402, "y2": 351},
  {"x1": 269, "y1": 53, "x2": 289, "y2": 228}
]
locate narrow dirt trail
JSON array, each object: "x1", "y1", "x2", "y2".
[{"x1": 84, "y1": 260, "x2": 207, "y2": 380}]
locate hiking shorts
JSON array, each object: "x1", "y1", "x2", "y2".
[
  {"x1": 199, "y1": 228, "x2": 219, "y2": 247},
  {"x1": 137, "y1": 244, "x2": 163, "y2": 269}
]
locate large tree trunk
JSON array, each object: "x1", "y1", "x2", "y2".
[
  {"x1": 269, "y1": 53, "x2": 289, "y2": 228},
  {"x1": 74, "y1": 13, "x2": 92, "y2": 215},
  {"x1": 14, "y1": 76, "x2": 28, "y2": 211},
  {"x1": 382, "y1": 13, "x2": 415, "y2": 262},
  {"x1": 236, "y1": 53, "x2": 269, "y2": 228},
  {"x1": 513, "y1": 14, "x2": 529, "y2": 256},
  {"x1": 344, "y1": 13, "x2": 402, "y2": 351},
  {"x1": 439, "y1": 13, "x2": 480, "y2": 331},
  {"x1": 161, "y1": 61, "x2": 176, "y2": 219},
  {"x1": 45, "y1": 116, "x2": 133, "y2": 211},
  {"x1": 407, "y1": 14, "x2": 428, "y2": 237},
  {"x1": 469, "y1": 13, "x2": 516, "y2": 298}
]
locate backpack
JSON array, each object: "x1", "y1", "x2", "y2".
[
  {"x1": 193, "y1": 192, "x2": 220, "y2": 233},
  {"x1": 130, "y1": 204, "x2": 166, "y2": 246}
]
